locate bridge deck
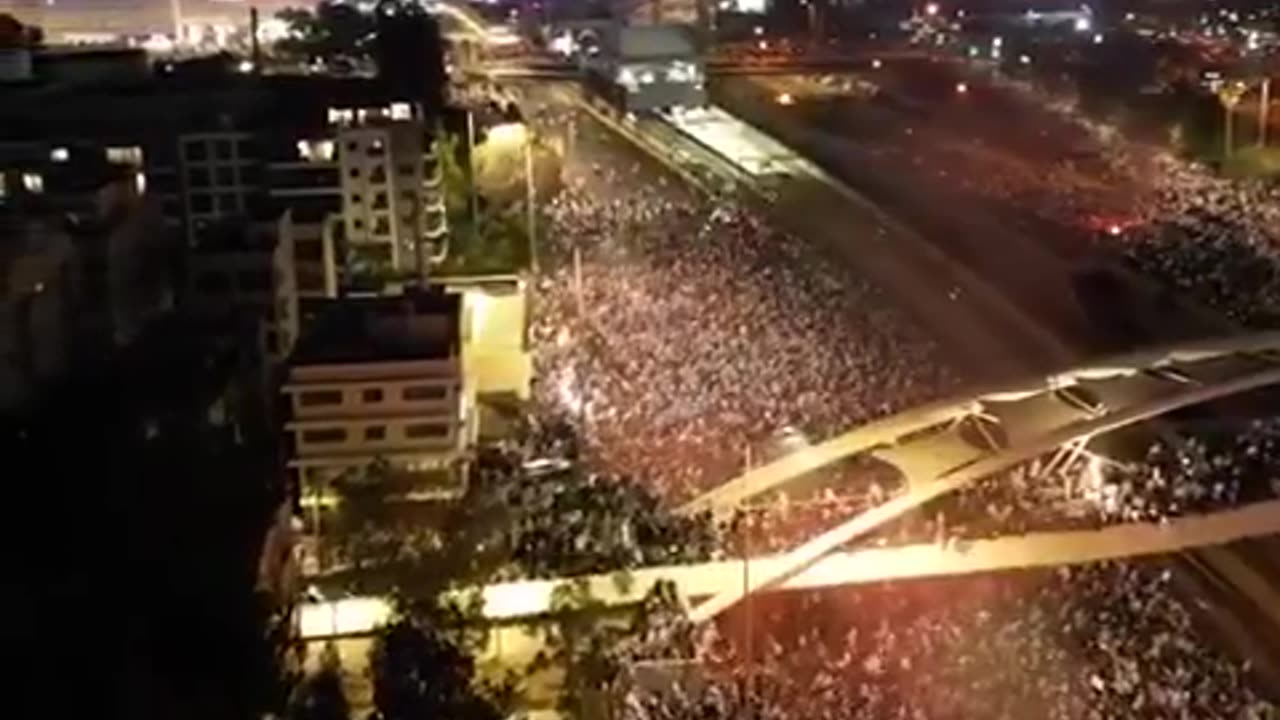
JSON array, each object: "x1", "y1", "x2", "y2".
[{"x1": 297, "y1": 497, "x2": 1280, "y2": 638}]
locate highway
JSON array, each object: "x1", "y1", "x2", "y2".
[
  {"x1": 515, "y1": 63, "x2": 1280, "y2": 684},
  {"x1": 681, "y1": 61, "x2": 1280, "y2": 681}
]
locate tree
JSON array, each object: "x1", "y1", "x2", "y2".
[
  {"x1": 369, "y1": 619, "x2": 507, "y2": 720},
  {"x1": 288, "y1": 659, "x2": 351, "y2": 720},
  {"x1": 275, "y1": 2, "x2": 375, "y2": 60},
  {"x1": 531, "y1": 579, "x2": 629, "y2": 713}
]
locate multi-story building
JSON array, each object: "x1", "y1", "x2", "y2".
[
  {"x1": 0, "y1": 213, "x2": 77, "y2": 409},
  {"x1": 0, "y1": 150, "x2": 171, "y2": 371},
  {"x1": 281, "y1": 291, "x2": 468, "y2": 571},
  {"x1": 2, "y1": 64, "x2": 450, "y2": 305},
  {"x1": 187, "y1": 209, "x2": 299, "y2": 366},
  {"x1": 331, "y1": 105, "x2": 448, "y2": 290}
]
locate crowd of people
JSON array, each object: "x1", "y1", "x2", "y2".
[
  {"x1": 514, "y1": 90, "x2": 1280, "y2": 717},
  {"x1": 1007, "y1": 73, "x2": 1280, "y2": 328},
  {"x1": 822, "y1": 61, "x2": 1280, "y2": 334},
  {"x1": 531, "y1": 157, "x2": 957, "y2": 504},
  {"x1": 622, "y1": 560, "x2": 1275, "y2": 719},
  {"x1": 490, "y1": 457, "x2": 721, "y2": 581}
]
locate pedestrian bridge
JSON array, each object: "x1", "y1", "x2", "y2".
[{"x1": 298, "y1": 332, "x2": 1280, "y2": 637}]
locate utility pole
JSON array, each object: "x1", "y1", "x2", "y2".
[
  {"x1": 466, "y1": 111, "x2": 480, "y2": 244},
  {"x1": 525, "y1": 136, "x2": 537, "y2": 273}
]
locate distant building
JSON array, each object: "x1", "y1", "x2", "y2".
[
  {"x1": 282, "y1": 291, "x2": 470, "y2": 571},
  {"x1": 0, "y1": 149, "x2": 172, "y2": 409},
  {"x1": 615, "y1": 0, "x2": 705, "y2": 29},
  {"x1": 586, "y1": 23, "x2": 706, "y2": 112},
  {"x1": 186, "y1": 209, "x2": 300, "y2": 367},
  {"x1": 0, "y1": 214, "x2": 77, "y2": 409}
]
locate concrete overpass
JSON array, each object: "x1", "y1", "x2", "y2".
[{"x1": 297, "y1": 332, "x2": 1280, "y2": 637}]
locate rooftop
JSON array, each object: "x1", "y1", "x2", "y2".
[{"x1": 291, "y1": 292, "x2": 461, "y2": 366}]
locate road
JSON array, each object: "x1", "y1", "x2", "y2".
[
  {"x1": 696, "y1": 59, "x2": 1280, "y2": 685},
  {"x1": 715, "y1": 62, "x2": 1233, "y2": 352}
]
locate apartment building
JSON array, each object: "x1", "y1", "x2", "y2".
[
  {"x1": 187, "y1": 209, "x2": 299, "y2": 365},
  {"x1": 281, "y1": 292, "x2": 468, "y2": 509},
  {"x1": 331, "y1": 103, "x2": 448, "y2": 291}
]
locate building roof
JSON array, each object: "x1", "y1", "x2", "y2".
[{"x1": 291, "y1": 292, "x2": 460, "y2": 366}]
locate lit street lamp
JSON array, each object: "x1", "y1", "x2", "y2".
[{"x1": 1219, "y1": 81, "x2": 1247, "y2": 159}]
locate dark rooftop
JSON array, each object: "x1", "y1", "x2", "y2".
[{"x1": 291, "y1": 291, "x2": 461, "y2": 366}]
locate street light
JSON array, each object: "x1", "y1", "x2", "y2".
[{"x1": 1219, "y1": 81, "x2": 1247, "y2": 159}]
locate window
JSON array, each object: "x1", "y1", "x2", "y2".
[
  {"x1": 373, "y1": 216, "x2": 390, "y2": 236},
  {"x1": 296, "y1": 239, "x2": 324, "y2": 262},
  {"x1": 398, "y1": 163, "x2": 416, "y2": 177},
  {"x1": 106, "y1": 146, "x2": 144, "y2": 165},
  {"x1": 349, "y1": 193, "x2": 362, "y2": 205},
  {"x1": 302, "y1": 428, "x2": 347, "y2": 444},
  {"x1": 196, "y1": 271, "x2": 231, "y2": 294},
  {"x1": 364, "y1": 426, "x2": 386, "y2": 441},
  {"x1": 346, "y1": 140, "x2": 360, "y2": 152},
  {"x1": 184, "y1": 140, "x2": 208, "y2": 161},
  {"x1": 390, "y1": 102, "x2": 412, "y2": 120},
  {"x1": 370, "y1": 165, "x2": 387, "y2": 183},
  {"x1": 405, "y1": 422, "x2": 448, "y2": 439},
  {"x1": 215, "y1": 167, "x2": 237, "y2": 187},
  {"x1": 50, "y1": 147, "x2": 70, "y2": 163},
  {"x1": 22, "y1": 172, "x2": 43, "y2": 194},
  {"x1": 215, "y1": 194, "x2": 239, "y2": 213},
  {"x1": 188, "y1": 167, "x2": 211, "y2": 188},
  {"x1": 368, "y1": 139, "x2": 386, "y2": 156},
  {"x1": 215, "y1": 139, "x2": 234, "y2": 160},
  {"x1": 190, "y1": 194, "x2": 213, "y2": 213},
  {"x1": 373, "y1": 192, "x2": 388, "y2": 210},
  {"x1": 362, "y1": 388, "x2": 384, "y2": 403},
  {"x1": 299, "y1": 390, "x2": 343, "y2": 406},
  {"x1": 237, "y1": 269, "x2": 271, "y2": 292},
  {"x1": 297, "y1": 139, "x2": 336, "y2": 162},
  {"x1": 348, "y1": 167, "x2": 361, "y2": 179},
  {"x1": 403, "y1": 385, "x2": 446, "y2": 401},
  {"x1": 327, "y1": 108, "x2": 354, "y2": 125}
]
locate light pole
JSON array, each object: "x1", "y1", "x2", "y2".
[
  {"x1": 1259, "y1": 77, "x2": 1271, "y2": 148},
  {"x1": 1219, "y1": 82, "x2": 1246, "y2": 160},
  {"x1": 524, "y1": 134, "x2": 538, "y2": 274},
  {"x1": 466, "y1": 111, "x2": 480, "y2": 244}
]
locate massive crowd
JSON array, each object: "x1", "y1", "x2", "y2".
[
  {"x1": 622, "y1": 560, "x2": 1276, "y2": 720},
  {"x1": 810, "y1": 62, "x2": 1280, "y2": 332},
  {"x1": 531, "y1": 159, "x2": 957, "y2": 504},
  {"x1": 512, "y1": 95, "x2": 1280, "y2": 719},
  {"x1": 1002, "y1": 72, "x2": 1280, "y2": 328}
]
